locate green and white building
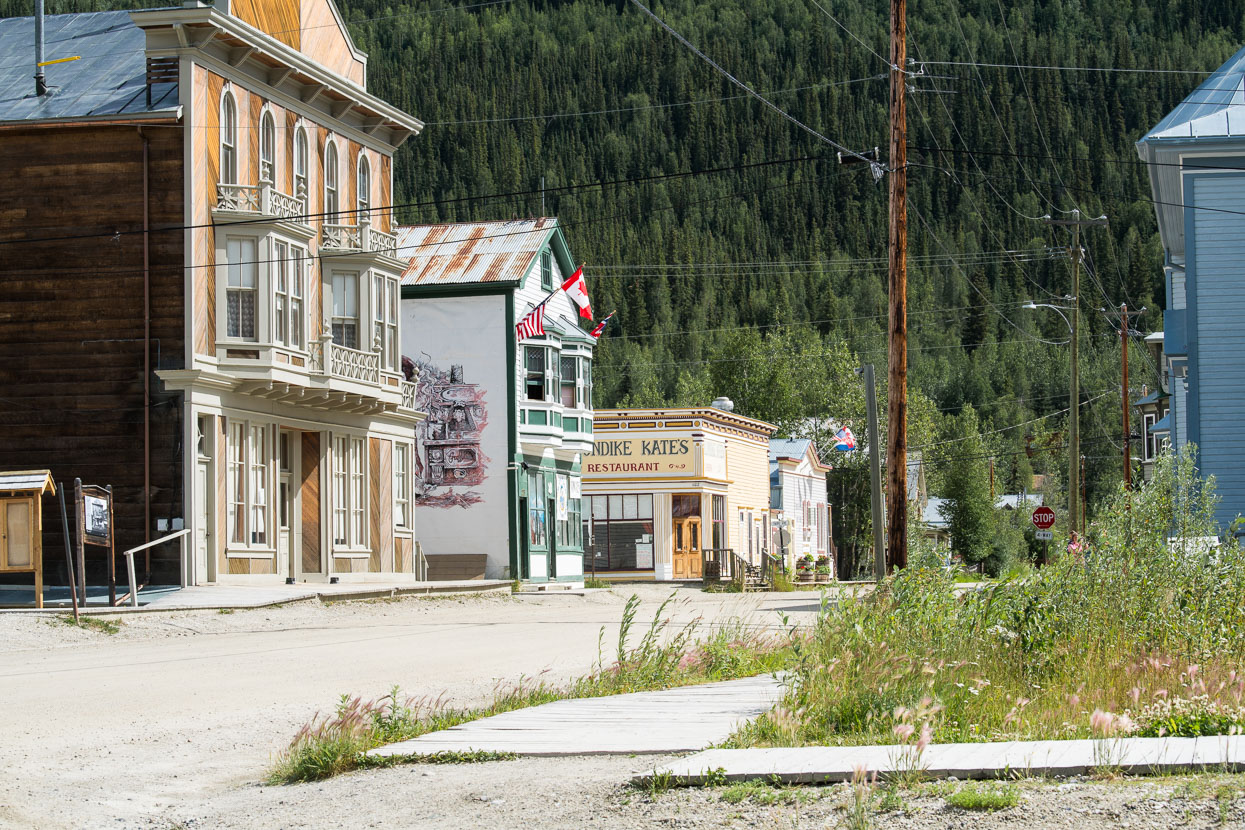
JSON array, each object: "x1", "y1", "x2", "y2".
[{"x1": 397, "y1": 218, "x2": 594, "y2": 583}]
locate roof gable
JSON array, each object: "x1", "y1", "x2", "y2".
[{"x1": 223, "y1": 0, "x2": 366, "y2": 84}]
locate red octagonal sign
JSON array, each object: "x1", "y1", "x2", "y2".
[{"x1": 1032, "y1": 506, "x2": 1056, "y2": 530}]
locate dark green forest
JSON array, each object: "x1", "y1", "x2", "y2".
[{"x1": 6, "y1": 0, "x2": 1240, "y2": 571}]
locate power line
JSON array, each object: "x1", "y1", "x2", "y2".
[
  {"x1": 426, "y1": 75, "x2": 885, "y2": 125},
  {"x1": 912, "y1": 60, "x2": 1214, "y2": 75},
  {"x1": 0, "y1": 152, "x2": 836, "y2": 248},
  {"x1": 624, "y1": 0, "x2": 873, "y2": 163}
]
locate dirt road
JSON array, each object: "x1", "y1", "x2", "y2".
[{"x1": 0, "y1": 585, "x2": 819, "y2": 829}]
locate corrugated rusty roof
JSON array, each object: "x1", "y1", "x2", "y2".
[
  {"x1": 0, "y1": 11, "x2": 180, "y2": 125},
  {"x1": 395, "y1": 218, "x2": 557, "y2": 286}
]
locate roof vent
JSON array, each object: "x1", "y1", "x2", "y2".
[{"x1": 710, "y1": 396, "x2": 734, "y2": 412}]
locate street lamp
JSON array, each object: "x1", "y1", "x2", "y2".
[{"x1": 1021, "y1": 297, "x2": 1081, "y2": 540}]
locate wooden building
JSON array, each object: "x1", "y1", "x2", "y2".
[
  {"x1": 582, "y1": 407, "x2": 776, "y2": 581},
  {"x1": 768, "y1": 438, "x2": 832, "y2": 571},
  {"x1": 398, "y1": 219, "x2": 595, "y2": 583},
  {"x1": 0, "y1": 0, "x2": 425, "y2": 585}
]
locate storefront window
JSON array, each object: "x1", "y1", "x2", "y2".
[
  {"x1": 584, "y1": 494, "x2": 653, "y2": 571},
  {"x1": 528, "y1": 471, "x2": 547, "y2": 548}
]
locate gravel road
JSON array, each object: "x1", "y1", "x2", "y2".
[{"x1": 0, "y1": 584, "x2": 815, "y2": 829}]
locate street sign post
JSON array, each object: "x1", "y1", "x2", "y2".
[{"x1": 1032, "y1": 506, "x2": 1056, "y2": 564}]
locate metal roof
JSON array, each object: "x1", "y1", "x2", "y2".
[
  {"x1": 1142, "y1": 45, "x2": 1245, "y2": 142},
  {"x1": 395, "y1": 219, "x2": 557, "y2": 287},
  {"x1": 0, "y1": 470, "x2": 55, "y2": 494},
  {"x1": 0, "y1": 10, "x2": 179, "y2": 125}
]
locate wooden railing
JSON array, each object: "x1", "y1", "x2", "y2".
[
  {"x1": 328, "y1": 341, "x2": 381, "y2": 384},
  {"x1": 701, "y1": 547, "x2": 780, "y2": 591},
  {"x1": 400, "y1": 379, "x2": 417, "y2": 410},
  {"x1": 322, "y1": 222, "x2": 362, "y2": 251},
  {"x1": 216, "y1": 183, "x2": 306, "y2": 223},
  {"x1": 321, "y1": 220, "x2": 398, "y2": 256},
  {"x1": 364, "y1": 223, "x2": 398, "y2": 256}
]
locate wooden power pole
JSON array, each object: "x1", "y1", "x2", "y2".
[
  {"x1": 1121, "y1": 303, "x2": 1131, "y2": 490},
  {"x1": 885, "y1": 0, "x2": 908, "y2": 571}
]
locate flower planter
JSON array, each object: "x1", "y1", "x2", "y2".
[
  {"x1": 796, "y1": 571, "x2": 814, "y2": 583},
  {"x1": 815, "y1": 571, "x2": 831, "y2": 583}
]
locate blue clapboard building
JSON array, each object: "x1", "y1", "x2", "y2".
[{"x1": 1137, "y1": 46, "x2": 1245, "y2": 532}]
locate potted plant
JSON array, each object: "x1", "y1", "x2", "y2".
[
  {"x1": 796, "y1": 555, "x2": 815, "y2": 583},
  {"x1": 815, "y1": 555, "x2": 832, "y2": 583}
]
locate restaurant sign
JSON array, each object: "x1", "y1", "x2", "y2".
[{"x1": 585, "y1": 437, "x2": 695, "y2": 475}]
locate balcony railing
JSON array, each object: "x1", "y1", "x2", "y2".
[
  {"x1": 309, "y1": 337, "x2": 381, "y2": 385},
  {"x1": 401, "y1": 379, "x2": 417, "y2": 410},
  {"x1": 216, "y1": 183, "x2": 306, "y2": 223},
  {"x1": 320, "y1": 220, "x2": 398, "y2": 256}
]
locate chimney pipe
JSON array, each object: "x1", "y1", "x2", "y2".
[{"x1": 34, "y1": 0, "x2": 47, "y2": 96}]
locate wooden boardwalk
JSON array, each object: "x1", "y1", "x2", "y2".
[
  {"x1": 368, "y1": 674, "x2": 784, "y2": 758},
  {"x1": 638, "y1": 735, "x2": 1245, "y2": 785}
]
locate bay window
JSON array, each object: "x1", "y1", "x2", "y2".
[
  {"x1": 374, "y1": 273, "x2": 399, "y2": 371},
  {"x1": 525, "y1": 346, "x2": 547, "y2": 401},
  {"x1": 560, "y1": 355, "x2": 577, "y2": 407},
  {"x1": 273, "y1": 242, "x2": 305, "y2": 350},
  {"x1": 225, "y1": 237, "x2": 257, "y2": 340},
  {"x1": 332, "y1": 434, "x2": 366, "y2": 549},
  {"x1": 331, "y1": 272, "x2": 359, "y2": 349}
]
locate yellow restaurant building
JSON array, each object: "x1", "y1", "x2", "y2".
[{"x1": 581, "y1": 406, "x2": 776, "y2": 580}]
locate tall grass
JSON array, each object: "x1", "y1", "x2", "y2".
[
  {"x1": 735, "y1": 449, "x2": 1245, "y2": 747},
  {"x1": 270, "y1": 593, "x2": 797, "y2": 783}
]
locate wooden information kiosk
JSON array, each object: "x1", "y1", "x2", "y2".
[{"x1": 0, "y1": 470, "x2": 55, "y2": 608}]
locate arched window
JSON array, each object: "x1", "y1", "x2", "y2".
[
  {"x1": 356, "y1": 154, "x2": 370, "y2": 222},
  {"x1": 324, "y1": 139, "x2": 339, "y2": 219},
  {"x1": 293, "y1": 126, "x2": 309, "y2": 201},
  {"x1": 219, "y1": 89, "x2": 237, "y2": 184},
  {"x1": 259, "y1": 109, "x2": 275, "y2": 184}
]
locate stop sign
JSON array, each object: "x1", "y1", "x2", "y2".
[{"x1": 1032, "y1": 506, "x2": 1056, "y2": 530}]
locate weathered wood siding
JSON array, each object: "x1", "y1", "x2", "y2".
[{"x1": 0, "y1": 125, "x2": 185, "y2": 584}]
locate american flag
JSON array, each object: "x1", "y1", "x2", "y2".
[{"x1": 515, "y1": 301, "x2": 547, "y2": 341}]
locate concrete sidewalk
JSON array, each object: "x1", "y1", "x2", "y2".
[
  {"x1": 368, "y1": 673, "x2": 785, "y2": 758},
  {"x1": 0, "y1": 579, "x2": 510, "y2": 613},
  {"x1": 638, "y1": 735, "x2": 1245, "y2": 785}
]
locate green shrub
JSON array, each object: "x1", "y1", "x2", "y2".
[{"x1": 945, "y1": 783, "x2": 1019, "y2": 811}]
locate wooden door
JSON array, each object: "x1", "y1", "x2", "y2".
[
  {"x1": 672, "y1": 517, "x2": 703, "y2": 579},
  {"x1": 0, "y1": 498, "x2": 33, "y2": 570},
  {"x1": 278, "y1": 430, "x2": 296, "y2": 580}
]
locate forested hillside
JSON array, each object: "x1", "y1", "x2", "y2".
[{"x1": 6, "y1": 0, "x2": 1242, "y2": 569}]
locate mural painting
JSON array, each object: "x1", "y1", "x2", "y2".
[{"x1": 407, "y1": 357, "x2": 490, "y2": 508}]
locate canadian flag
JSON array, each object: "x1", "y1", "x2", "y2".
[{"x1": 561, "y1": 266, "x2": 592, "y2": 320}]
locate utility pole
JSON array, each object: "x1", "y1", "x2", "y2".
[
  {"x1": 1114, "y1": 303, "x2": 1145, "y2": 490},
  {"x1": 1043, "y1": 210, "x2": 1107, "y2": 541},
  {"x1": 862, "y1": 364, "x2": 887, "y2": 581},
  {"x1": 885, "y1": 0, "x2": 909, "y2": 572}
]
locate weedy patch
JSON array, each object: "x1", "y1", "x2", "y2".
[
  {"x1": 217, "y1": 608, "x2": 235, "y2": 615},
  {"x1": 359, "y1": 749, "x2": 516, "y2": 768},
  {"x1": 52, "y1": 615, "x2": 121, "y2": 635},
  {"x1": 944, "y1": 782, "x2": 1020, "y2": 811},
  {"x1": 270, "y1": 593, "x2": 801, "y2": 784},
  {"x1": 717, "y1": 778, "x2": 814, "y2": 806},
  {"x1": 582, "y1": 576, "x2": 610, "y2": 589}
]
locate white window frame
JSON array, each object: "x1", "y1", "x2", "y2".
[
  {"x1": 219, "y1": 88, "x2": 237, "y2": 185},
  {"x1": 357, "y1": 153, "x2": 371, "y2": 222},
  {"x1": 224, "y1": 236, "x2": 259, "y2": 342},
  {"x1": 394, "y1": 441, "x2": 412, "y2": 530},
  {"x1": 226, "y1": 419, "x2": 275, "y2": 552},
  {"x1": 331, "y1": 271, "x2": 360, "y2": 350},
  {"x1": 273, "y1": 240, "x2": 306, "y2": 351},
  {"x1": 372, "y1": 273, "x2": 399, "y2": 370},
  {"x1": 1143, "y1": 412, "x2": 1157, "y2": 461},
  {"x1": 540, "y1": 249, "x2": 553, "y2": 290},
  {"x1": 331, "y1": 433, "x2": 368, "y2": 550},
  {"x1": 324, "y1": 139, "x2": 340, "y2": 220},
  {"x1": 293, "y1": 125, "x2": 309, "y2": 200},
  {"x1": 259, "y1": 107, "x2": 276, "y2": 185}
]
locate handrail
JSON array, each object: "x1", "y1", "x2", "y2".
[{"x1": 122, "y1": 528, "x2": 191, "y2": 606}]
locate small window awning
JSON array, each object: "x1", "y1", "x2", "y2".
[{"x1": 1150, "y1": 413, "x2": 1172, "y2": 435}]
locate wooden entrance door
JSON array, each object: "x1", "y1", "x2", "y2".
[
  {"x1": 672, "y1": 517, "x2": 703, "y2": 579},
  {"x1": 278, "y1": 430, "x2": 298, "y2": 581}
]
